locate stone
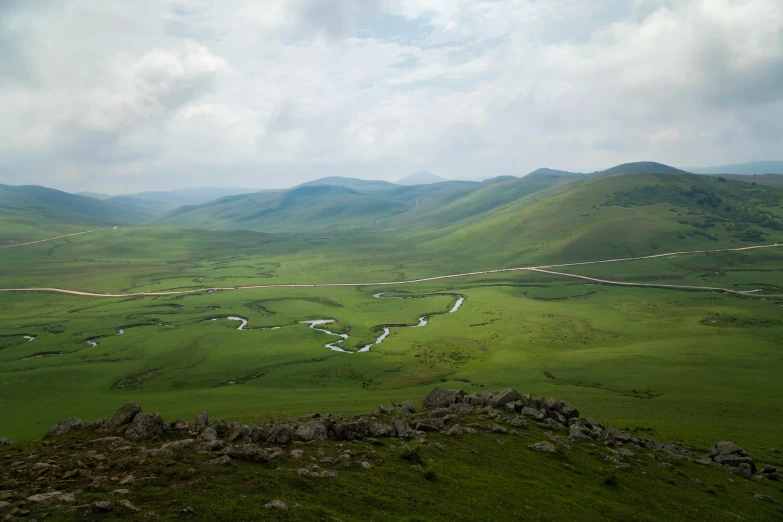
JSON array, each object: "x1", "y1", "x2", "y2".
[
  {"x1": 694, "y1": 458, "x2": 713, "y2": 466},
  {"x1": 520, "y1": 407, "x2": 546, "y2": 421},
  {"x1": 361, "y1": 462, "x2": 372, "y2": 469},
  {"x1": 207, "y1": 455, "x2": 232, "y2": 466},
  {"x1": 124, "y1": 413, "x2": 166, "y2": 441},
  {"x1": 391, "y1": 417, "x2": 414, "y2": 439},
  {"x1": 733, "y1": 463, "x2": 753, "y2": 479},
  {"x1": 604, "y1": 427, "x2": 632, "y2": 443},
  {"x1": 508, "y1": 416, "x2": 529, "y2": 429},
  {"x1": 443, "y1": 425, "x2": 464, "y2": 436},
  {"x1": 753, "y1": 494, "x2": 776, "y2": 503},
  {"x1": 422, "y1": 387, "x2": 466, "y2": 410},
  {"x1": 106, "y1": 402, "x2": 142, "y2": 430},
  {"x1": 164, "y1": 439, "x2": 195, "y2": 453},
  {"x1": 395, "y1": 400, "x2": 416, "y2": 414},
  {"x1": 537, "y1": 418, "x2": 567, "y2": 431},
  {"x1": 46, "y1": 418, "x2": 85, "y2": 437},
  {"x1": 170, "y1": 420, "x2": 189, "y2": 431},
  {"x1": 264, "y1": 500, "x2": 288, "y2": 510},
  {"x1": 369, "y1": 423, "x2": 396, "y2": 438},
  {"x1": 295, "y1": 418, "x2": 330, "y2": 442},
  {"x1": 0, "y1": 438, "x2": 14, "y2": 446},
  {"x1": 555, "y1": 401, "x2": 580, "y2": 419},
  {"x1": 714, "y1": 454, "x2": 757, "y2": 473},
  {"x1": 110, "y1": 489, "x2": 131, "y2": 496},
  {"x1": 192, "y1": 412, "x2": 209, "y2": 431},
  {"x1": 224, "y1": 444, "x2": 268, "y2": 462},
  {"x1": 546, "y1": 410, "x2": 567, "y2": 425},
  {"x1": 25, "y1": 492, "x2": 76, "y2": 505},
  {"x1": 413, "y1": 418, "x2": 444, "y2": 432},
  {"x1": 118, "y1": 500, "x2": 140, "y2": 511},
  {"x1": 762, "y1": 465, "x2": 777, "y2": 474},
  {"x1": 569, "y1": 424, "x2": 594, "y2": 441},
  {"x1": 92, "y1": 501, "x2": 115, "y2": 513},
  {"x1": 491, "y1": 388, "x2": 522, "y2": 408},
  {"x1": 447, "y1": 403, "x2": 474, "y2": 415},
  {"x1": 710, "y1": 441, "x2": 740, "y2": 457},
  {"x1": 528, "y1": 441, "x2": 557, "y2": 453},
  {"x1": 199, "y1": 427, "x2": 218, "y2": 442},
  {"x1": 490, "y1": 424, "x2": 508, "y2": 434}
]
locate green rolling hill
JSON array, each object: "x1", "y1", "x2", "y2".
[
  {"x1": 297, "y1": 176, "x2": 399, "y2": 192},
  {"x1": 590, "y1": 161, "x2": 688, "y2": 177},
  {"x1": 0, "y1": 184, "x2": 148, "y2": 244}
]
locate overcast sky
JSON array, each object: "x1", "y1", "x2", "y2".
[{"x1": 1, "y1": 0, "x2": 781, "y2": 194}]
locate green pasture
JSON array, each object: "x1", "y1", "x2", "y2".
[{"x1": 2, "y1": 271, "x2": 782, "y2": 458}]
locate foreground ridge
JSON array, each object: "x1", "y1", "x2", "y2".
[{"x1": 1, "y1": 387, "x2": 780, "y2": 520}]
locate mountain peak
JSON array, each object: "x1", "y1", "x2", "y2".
[{"x1": 396, "y1": 172, "x2": 447, "y2": 186}]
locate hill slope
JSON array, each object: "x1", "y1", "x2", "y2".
[
  {"x1": 297, "y1": 177, "x2": 398, "y2": 192},
  {"x1": 0, "y1": 184, "x2": 144, "y2": 244},
  {"x1": 690, "y1": 160, "x2": 783, "y2": 175},
  {"x1": 74, "y1": 191, "x2": 111, "y2": 200},
  {"x1": 397, "y1": 171, "x2": 447, "y2": 185},
  {"x1": 591, "y1": 161, "x2": 688, "y2": 177},
  {"x1": 417, "y1": 172, "x2": 783, "y2": 266},
  {"x1": 122, "y1": 187, "x2": 261, "y2": 206}
]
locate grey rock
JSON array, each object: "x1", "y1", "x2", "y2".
[
  {"x1": 710, "y1": 441, "x2": 740, "y2": 457},
  {"x1": 124, "y1": 413, "x2": 166, "y2": 441},
  {"x1": 26, "y1": 492, "x2": 76, "y2": 505},
  {"x1": 733, "y1": 463, "x2": 753, "y2": 479},
  {"x1": 714, "y1": 454, "x2": 757, "y2": 473},
  {"x1": 762, "y1": 465, "x2": 777, "y2": 474},
  {"x1": 0, "y1": 438, "x2": 14, "y2": 446},
  {"x1": 508, "y1": 416, "x2": 529, "y2": 429},
  {"x1": 395, "y1": 400, "x2": 416, "y2": 414},
  {"x1": 224, "y1": 443, "x2": 268, "y2": 462},
  {"x1": 295, "y1": 418, "x2": 330, "y2": 442},
  {"x1": 520, "y1": 407, "x2": 546, "y2": 421},
  {"x1": 569, "y1": 424, "x2": 594, "y2": 441},
  {"x1": 546, "y1": 410, "x2": 567, "y2": 425},
  {"x1": 490, "y1": 424, "x2": 508, "y2": 434},
  {"x1": 47, "y1": 417, "x2": 85, "y2": 437},
  {"x1": 491, "y1": 388, "x2": 522, "y2": 408},
  {"x1": 555, "y1": 401, "x2": 580, "y2": 419},
  {"x1": 528, "y1": 441, "x2": 557, "y2": 453},
  {"x1": 118, "y1": 500, "x2": 140, "y2": 512},
  {"x1": 192, "y1": 412, "x2": 209, "y2": 431},
  {"x1": 413, "y1": 418, "x2": 444, "y2": 432},
  {"x1": 537, "y1": 418, "x2": 567, "y2": 431},
  {"x1": 422, "y1": 387, "x2": 466, "y2": 409},
  {"x1": 264, "y1": 500, "x2": 288, "y2": 510},
  {"x1": 391, "y1": 417, "x2": 414, "y2": 439},
  {"x1": 92, "y1": 501, "x2": 115, "y2": 513},
  {"x1": 369, "y1": 423, "x2": 395, "y2": 438},
  {"x1": 208, "y1": 455, "x2": 232, "y2": 466},
  {"x1": 164, "y1": 439, "x2": 195, "y2": 453},
  {"x1": 443, "y1": 424, "x2": 464, "y2": 436},
  {"x1": 106, "y1": 402, "x2": 142, "y2": 430},
  {"x1": 448, "y1": 403, "x2": 474, "y2": 415},
  {"x1": 753, "y1": 494, "x2": 776, "y2": 503}
]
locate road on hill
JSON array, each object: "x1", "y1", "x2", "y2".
[{"x1": 1, "y1": 230, "x2": 781, "y2": 298}]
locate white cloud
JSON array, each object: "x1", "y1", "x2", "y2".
[{"x1": 0, "y1": 0, "x2": 781, "y2": 192}]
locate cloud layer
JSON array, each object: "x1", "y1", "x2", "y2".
[{"x1": 1, "y1": 0, "x2": 781, "y2": 192}]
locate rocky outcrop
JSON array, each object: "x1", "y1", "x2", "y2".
[
  {"x1": 46, "y1": 417, "x2": 86, "y2": 437},
  {"x1": 422, "y1": 387, "x2": 466, "y2": 409},
  {"x1": 709, "y1": 440, "x2": 756, "y2": 473},
  {"x1": 105, "y1": 402, "x2": 142, "y2": 430},
  {"x1": 124, "y1": 413, "x2": 166, "y2": 441}
]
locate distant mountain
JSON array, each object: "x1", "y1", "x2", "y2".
[
  {"x1": 688, "y1": 161, "x2": 783, "y2": 175},
  {"x1": 122, "y1": 187, "x2": 261, "y2": 206},
  {"x1": 297, "y1": 177, "x2": 398, "y2": 192},
  {"x1": 104, "y1": 196, "x2": 178, "y2": 222},
  {"x1": 396, "y1": 172, "x2": 447, "y2": 185},
  {"x1": 591, "y1": 162, "x2": 687, "y2": 177},
  {"x1": 528, "y1": 168, "x2": 582, "y2": 177},
  {"x1": 75, "y1": 191, "x2": 112, "y2": 200}
]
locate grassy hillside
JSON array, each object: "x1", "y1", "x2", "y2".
[
  {"x1": 125, "y1": 187, "x2": 262, "y2": 206},
  {"x1": 74, "y1": 191, "x2": 111, "y2": 200},
  {"x1": 417, "y1": 172, "x2": 783, "y2": 266},
  {"x1": 591, "y1": 161, "x2": 688, "y2": 176},
  {"x1": 0, "y1": 184, "x2": 145, "y2": 244},
  {"x1": 104, "y1": 196, "x2": 178, "y2": 222},
  {"x1": 706, "y1": 174, "x2": 783, "y2": 187}
]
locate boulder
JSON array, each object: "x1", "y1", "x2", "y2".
[
  {"x1": 0, "y1": 437, "x2": 14, "y2": 445},
  {"x1": 264, "y1": 500, "x2": 288, "y2": 510},
  {"x1": 106, "y1": 402, "x2": 142, "y2": 430},
  {"x1": 47, "y1": 417, "x2": 85, "y2": 437},
  {"x1": 207, "y1": 455, "x2": 232, "y2": 466},
  {"x1": 569, "y1": 424, "x2": 594, "y2": 441},
  {"x1": 443, "y1": 424, "x2": 464, "y2": 436},
  {"x1": 537, "y1": 418, "x2": 567, "y2": 431},
  {"x1": 92, "y1": 501, "x2": 114, "y2": 513},
  {"x1": 26, "y1": 491, "x2": 76, "y2": 505},
  {"x1": 714, "y1": 454, "x2": 757, "y2": 473},
  {"x1": 369, "y1": 423, "x2": 396, "y2": 438},
  {"x1": 395, "y1": 400, "x2": 416, "y2": 414},
  {"x1": 491, "y1": 388, "x2": 522, "y2": 408},
  {"x1": 753, "y1": 494, "x2": 776, "y2": 503},
  {"x1": 520, "y1": 407, "x2": 546, "y2": 421},
  {"x1": 508, "y1": 417, "x2": 529, "y2": 429},
  {"x1": 164, "y1": 439, "x2": 195, "y2": 453},
  {"x1": 710, "y1": 441, "x2": 740, "y2": 457},
  {"x1": 448, "y1": 403, "x2": 474, "y2": 415},
  {"x1": 124, "y1": 413, "x2": 166, "y2": 441},
  {"x1": 708, "y1": 441, "x2": 756, "y2": 473},
  {"x1": 192, "y1": 412, "x2": 209, "y2": 431},
  {"x1": 392, "y1": 416, "x2": 414, "y2": 439},
  {"x1": 295, "y1": 418, "x2": 330, "y2": 442},
  {"x1": 546, "y1": 410, "x2": 567, "y2": 425},
  {"x1": 422, "y1": 387, "x2": 466, "y2": 410},
  {"x1": 528, "y1": 441, "x2": 557, "y2": 453},
  {"x1": 413, "y1": 418, "x2": 444, "y2": 432},
  {"x1": 732, "y1": 462, "x2": 753, "y2": 479},
  {"x1": 224, "y1": 443, "x2": 268, "y2": 462},
  {"x1": 555, "y1": 401, "x2": 580, "y2": 419}
]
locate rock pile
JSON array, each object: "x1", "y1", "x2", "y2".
[{"x1": 33, "y1": 386, "x2": 777, "y2": 483}]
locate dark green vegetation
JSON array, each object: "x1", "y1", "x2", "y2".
[
  {"x1": 2, "y1": 396, "x2": 782, "y2": 521},
  {"x1": 706, "y1": 174, "x2": 783, "y2": 188}
]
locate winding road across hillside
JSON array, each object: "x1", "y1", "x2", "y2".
[
  {"x1": 0, "y1": 230, "x2": 100, "y2": 249},
  {"x1": 1, "y1": 230, "x2": 781, "y2": 298}
]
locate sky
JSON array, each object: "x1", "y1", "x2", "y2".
[{"x1": 1, "y1": 0, "x2": 782, "y2": 194}]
